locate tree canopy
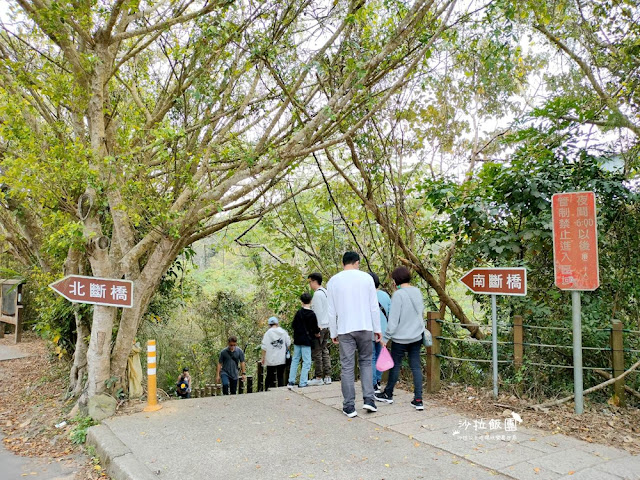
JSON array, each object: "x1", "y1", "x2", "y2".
[{"x1": 0, "y1": 0, "x2": 638, "y2": 404}]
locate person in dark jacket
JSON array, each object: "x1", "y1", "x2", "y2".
[
  {"x1": 176, "y1": 367, "x2": 191, "y2": 399},
  {"x1": 287, "y1": 292, "x2": 319, "y2": 388}
]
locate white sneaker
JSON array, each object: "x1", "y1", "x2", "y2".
[
  {"x1": 307, "y1": 378, "x2": 324, "y2": 386},
  {"x1": 324, "y1": 377, "x2": 332, "y2": 385}
]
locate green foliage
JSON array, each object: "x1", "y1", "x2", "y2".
[
  {"x1": 417, "y1": 144, "x2": 640, "y2": 397},
  {"x1": 145, "y1": 293, "x2": 264, "y2": 393},
  {"x1": 69, "y1": 415, "x2": 97, "y2": 445},
  {"x1": 1, "y1": 0, "x2": 638, "y2": 407},
  {"x1": 263, "y1": 263, "x2": 307, "y2": 319}
]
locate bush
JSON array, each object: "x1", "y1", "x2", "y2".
[{"x1": 69, "y1": 415, "x2": 97, "y2": 444}]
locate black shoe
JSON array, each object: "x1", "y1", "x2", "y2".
[
  {"x1": 374, "y1": 383, "x2": 382, "y2": 394},
  {"x1": 363, "y1": 400, "x2": 377, "y2": 412},
  {"x1": 343, "y1": 406, "x2": 358, "y2": 418},
  {"x1": 411, "y1": 398, "x2": 424, "y2": 410},
  {"x1": 374, "y1": 391, "x2": 393, "y2": 404}
]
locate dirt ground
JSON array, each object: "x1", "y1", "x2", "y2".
[
  {"x1": 0, "y1": 334, "x2": 107, "y2": 479},
  {"x1": 429, "y1": 382, "x2": 640, "y2": 455}
]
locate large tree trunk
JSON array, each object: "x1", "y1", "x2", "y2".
[
  {"x1": 110, "y1": 237, "x2": 183, "y2": 389},
  {"x1": 68, "y1": 308, "x2": 89, "y2": 398},
  {"x1": 82, "y1": 40, "x2": 117, "y2": 401},
  {"x1": 64, "y1": 247, "x2": 89, "y2": 398},
  {"x1": 85, "y1": 305, "x2": 117, "y2": 397}
]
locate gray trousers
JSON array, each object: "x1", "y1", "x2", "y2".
[{"x1": 338, "y1": 330, "x2": 374, "y2": 409}]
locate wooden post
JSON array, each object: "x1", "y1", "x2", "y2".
[
  {"x1": 247, "y1": 375, "x2": 253, "y2": 394},
  {"x1": 513, "y1": 315, "x2": 524, "y2": 372},
  {"x1": 426, "y1": 312, "x2": 441, "y2": 394},
  {"x1": 257, "y1": 362, "x2": 264, "y2": 392},
  {"x1": 14, "y1": 305, "x2": 22, "y2": 344},
  {"x1": 610, "y1": 319, "x2": 625, "y2": 407},
  {"x1": 0, "y1": 285, "x2": 4, "y2": 339}
]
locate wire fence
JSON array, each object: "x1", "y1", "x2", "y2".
[
  {"x1": 433, "y1": 318, "x2": 639, "y2": 375},
  {"x1": 522, "y1": 342, "x2": 610, "y2": 351},
  {"x1": 435, "y1": 354, "x2": 511, "y2": 364},
  {"x1": 523, "y1": 362, "x2": 612, "y2": 371},
  {"x1": 436, "y1": 336, "x2": 513, "y2": 346}
]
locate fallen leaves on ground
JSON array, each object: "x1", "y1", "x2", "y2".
[
  {"x1": 0, "y1": 334, "x2": 105, "y2": 479},
  {"x1": 426, "y1": 383, "x2": 640, "y2": 455}
]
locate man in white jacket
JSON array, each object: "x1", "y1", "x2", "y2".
[
  {"x1": 327, "y1": 251, "x2": 382, "y2": 417},
  {"x1": 261, "y1": 316, "x2": 292, "y2": 390},
  {"x1": 308, "y1": 272, "x2": 331, "y2": 386}
]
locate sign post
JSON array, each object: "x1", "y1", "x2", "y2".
[
  {"x1": 552, "y1": 191, "x2": 599, "y2": 414},
  {"x1": 572, "y1": 291, "x2": 583, "y2": 413},
  {"x1": 49, "y1": 275, "x2": 134, "y2": 308},
  {"x1": 460, "y1": 267, "x2": 527, "y2": 398},
  {"x1": 491, "y1": 293, "x2": 498, "y2": 398}
]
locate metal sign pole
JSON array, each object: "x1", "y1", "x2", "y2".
[
  {"x1": 491, "y1": 294, "x2": 498, "y2": 398},
  {"x1": 459, "y1": 267, "x2": 526, "y2": 400},
  {"x1": 572, "y1": 291, "x2": 584, "y2": 414}
]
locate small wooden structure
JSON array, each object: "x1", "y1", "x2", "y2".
[
  {"x1": 0, "y1": 279, "x2": 24, "y2": 343},
  {"x1": 191, "y1": 377, "x2": 254, "y2": 398}
]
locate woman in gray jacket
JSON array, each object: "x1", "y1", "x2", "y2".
[{"x1": 374, "y1": 266, "x2": 425, "y2": 410}]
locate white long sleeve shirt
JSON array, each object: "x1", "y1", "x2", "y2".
[
  {"x1": 261, "y1": 326, "x2": 291, "y2": 366},
  {"x1": 327, "y1": 269, "x2": 381, "y2": 338},
  {"x1": 311, "y1": 287, "x2": 329, "y2": 328}
]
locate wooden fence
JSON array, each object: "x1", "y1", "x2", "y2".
[
  {"x1": 191, "y1": 376, "x2": 254, "y2": 397},
  {"x1": 425, "y1": 311, "x2": 640, "y2": 406},
  {"x1": 194, "y1": 313, "x2": 638, "y2": 405}
]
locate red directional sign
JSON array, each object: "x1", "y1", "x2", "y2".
[
  {"x1": 460, "y1": 268, "x2": 527, "y2": 296},
  {"x1": 49, "y1": 275, "x2": 134, "y2": 308},
  {"x1": 552, "y1": 191, "x2": 599, "y2": 291}
]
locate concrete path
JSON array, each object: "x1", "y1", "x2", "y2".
[
  {"x1": 0, "y1": 434, "x2": 78, "y2": 479},
  {"x1": 88, "y1": 383, "x2": 640, "y2": 480},
  {"x1": 295, "y1": 383, "x2": 639, "y2": 480},
  {"x1": 0, "y1": 343, "x2": 31, "y2": 361}
]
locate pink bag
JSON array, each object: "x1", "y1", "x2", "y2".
[{"x1": 376, "y1": 345, "x2": 394, "y2": 372}]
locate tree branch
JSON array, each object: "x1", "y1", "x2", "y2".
[
  {"x1": 533, "y1": 359, "x2": 640, "y2": 410},
  {"x1": 111, "y1": 1, "x2": 220, "y2": 42}
]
